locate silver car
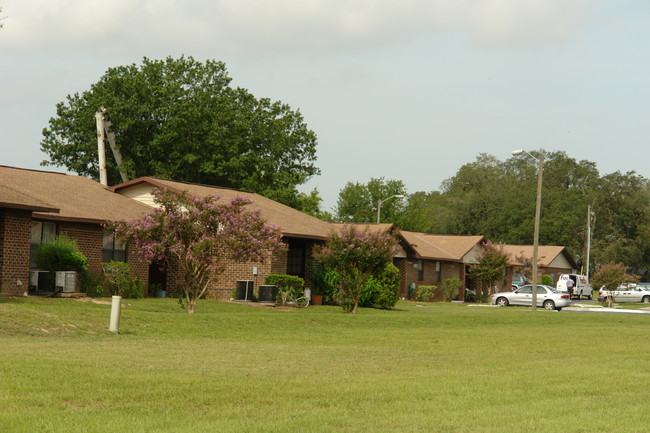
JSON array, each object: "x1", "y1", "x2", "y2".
[
  {"x1": 598, "y1": 284, "x2": 650, "y2": 303},
  {"x1": 491, "y1": 285, "x2": 571, "y2": 311}
]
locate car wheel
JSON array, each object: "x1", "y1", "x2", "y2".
[
  {"x1": 642, "y1": 296, "x2": 650, "y2": 303},
  {"x1": 543, "y1": 300, "x2": 556, "y2": 310},
  {"x1": 496, "y1": 297, "x2": 509, "y2": 307},
  {"x1": 587, "y1": 294, "x2": 592, "y2": 300}
]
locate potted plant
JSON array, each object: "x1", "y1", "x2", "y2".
[{"x1": 310, "y1": 286, "x2": 323, "y2": 305}]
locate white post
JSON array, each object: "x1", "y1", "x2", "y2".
[{"x1": 109, "y1": 295, "x2": 122, "y2": 333}]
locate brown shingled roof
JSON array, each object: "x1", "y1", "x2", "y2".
[
  {"x1": 0, "y1": 182, "x2": 59, "y2": 213},
  {"x1": 501, "y1": 244, "x2": 578, "y2": 269},
  {"x1": 0, "y1": 166, "x2": 151, "y2": 223},
  {"x1": 111, "y1": 177, "x2": 334, "y2": 240},
  {"x1": 399, "y1": 230, "x2": 486, "y2": 262},
  {"x1": 330, "y1": 223, "x2": 397, "y2": 235}
]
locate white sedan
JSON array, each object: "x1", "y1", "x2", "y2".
[
  {"x1": 598, "y1": 284, "x2": 650, "y2": 303},
  {"x1": 491, "y1": 285, "x2": 571, "y2": 311}
]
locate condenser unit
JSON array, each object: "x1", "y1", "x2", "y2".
[
  {"x1": 55, "y1": 271, "x2": 77, "y2": 293},
  {"x1": 29, "y1": 271, "x2": 51, "y2": 291}
]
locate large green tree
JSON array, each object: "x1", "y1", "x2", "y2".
[
  {"x1": 335, "y1": 177, "x2": 406, "y2": 223},
  {"x1": 41, "y1": 56, "x2": 319, "y2": 208},
  {"x1": 433, "y1": 151, "x2": 649, "y2": 278},
  {"x1": 439, "y1": 152, "x2": 602, "y2": 262}
]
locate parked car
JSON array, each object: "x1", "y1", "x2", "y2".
[
  {"x1": 597, "y1": 284, "x2": 650, "y2": 303},
  {"x1": 492, "y1": 284, "x2": 571, "y2": 311},
  {"x1": 511, "y1": 274, "x2": 528, "y2": 290}
]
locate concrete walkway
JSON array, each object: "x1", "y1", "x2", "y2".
[{"x1": 563, "y1": 302, "x2": 650, "y2": 315}]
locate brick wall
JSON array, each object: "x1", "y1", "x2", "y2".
[
  {"x1": 402, "y1": 257, "x2": 465, "y2": 301},
  {"x1": 0, "y1": 209, "x2": 32, "y2": 296},
  {"x1": 59, "y1": 222, "x2": 103, "y2": 275},
  {"x1": 170, "y1": 240, "x2": 321, "y2": 302},
  {"x1": 58, "y1": 222, "x2": 150, "y2": 290}
]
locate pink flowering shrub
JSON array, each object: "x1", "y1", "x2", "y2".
[
  {"x1": 110, "y1": 188, "x2": 284, "y2": 313},
  {"x1": 314, "y1": 225, "x2": 398, "y2": 313}
]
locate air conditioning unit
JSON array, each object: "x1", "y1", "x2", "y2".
[
  {"x1": 29, "y1": 271, "x2": 40, "y2": 290},
  {"x1": 29, "y1": 271, "x2": 51, "y2": 291},
  {"x1": 55, "y1": 271, "x2": 77, "y2": 293}
]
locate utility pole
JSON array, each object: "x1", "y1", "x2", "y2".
[
  {"x1": 95, "y1": 110, "x2": 108, "y2": 186},
  {"x1": 95, "y1": 107, "x2": 129, "y2": 185},
  {"x1": 586, "y1": 205, "x2": 592, "y2": 278}
]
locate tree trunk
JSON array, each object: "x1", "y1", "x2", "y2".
[{"x1": 188, "y1": 298, "x2": 197, "y2": 314}]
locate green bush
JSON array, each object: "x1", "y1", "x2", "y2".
[
  {"x1": 122, "y1": 276, "x2": 145, "y2": 299},
  {"x1": 78, "y1": 270, "x2": 104, "y2": 296},
  {"x1": 35, "y1": 235, "x2": 88, "y2": 273},
  {"x1": 441, "y1": 278, "x2": 462, "y2": 302},
  {"x1": 101, "y1": 261, "x2": 143, "y2": 298},
  {"x1": 148, "y1": 283, "x2": 163, "y2": 298},
  {"x1": 541, "y1": 274, "x2": 553, "y2": 286},
  {"x1": 265, "y1": 274, "x2": 304, "y2": 294},
  {"x1": 265, "y1": 274, "x2": 304, "y2": 305},
  {"x1": 359, "y1": 264, "x2": 401, "y2": 309},
  {"x1": 414, "y1": 285, "x2": 436, "y2": 302},
  {"x1": 310, "y1": 263, "x2": 340, "y2": 305}
]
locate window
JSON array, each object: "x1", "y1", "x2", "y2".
[
  {"x1": 103, "y1": 229, "x2": 126, "y2": 262},
  {"x1": 286, "y1": 239, "x2": 306, "y2": 278},
  {"x1": 30, "y1": 221, "x2": 56, "y2": 268},
  {"x1": 417, "y1": 260, "x2": 424, "y2": 282},
  {"x1": 434, "y1": 261, "x2": 441, "y2": 283}
]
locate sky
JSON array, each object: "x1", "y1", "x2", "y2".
[{"x1": 1, "y1": 0, "x2": 649, "y2": 212}]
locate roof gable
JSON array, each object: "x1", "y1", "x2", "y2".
[
  {"x1": 501, "y1": 244, "x2": 578, "y2": 269},
  {"x1": 399, "y1": 231, "x2": 486, "y2": 262}
]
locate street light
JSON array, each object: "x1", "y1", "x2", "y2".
[
  {"x1": 377, "y1": 194, "x2": 405, "y2": 223},
  {"x1": 512, "y1": 149, "x2": 544, "y2": 311}
]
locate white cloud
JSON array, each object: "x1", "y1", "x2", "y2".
[{"x1": 0, "y1": 0, "x2": 599, "y2": 55}]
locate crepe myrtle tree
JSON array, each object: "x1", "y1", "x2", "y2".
[
  {"x1": 590, "y1": 262, "x2": 639, "y2": 307},
  {"x1": 110, "y1": 188, "x2": 284, "y2": 314},
  {"x1": 314, "y1": 225, "x2": 398, "y2": 314},
  {"x1": 469, "y1": 242, "x2": 510, "y2": 301}
]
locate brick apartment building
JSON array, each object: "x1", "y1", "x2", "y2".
[
  {"x1": 0, "y1": 166, "x2": 151, "y2": 296},
  {"x1": 1, "y1": 165, "x2": 578, "y2": 303},
  {"x1": 110, "y1": 176, "x2": 335, "y2": 300}
]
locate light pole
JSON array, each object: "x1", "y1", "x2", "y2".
[
  {"x1": 512, "y1": 149, "x2": 544, "y2": 311},
  {"x1": 377, "y1": 194, "x2": 404, "y2": 223}
]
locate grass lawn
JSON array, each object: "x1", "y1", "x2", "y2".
[{"x1": 1, "y1": 297, "x2": 649, "y2": 432}]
